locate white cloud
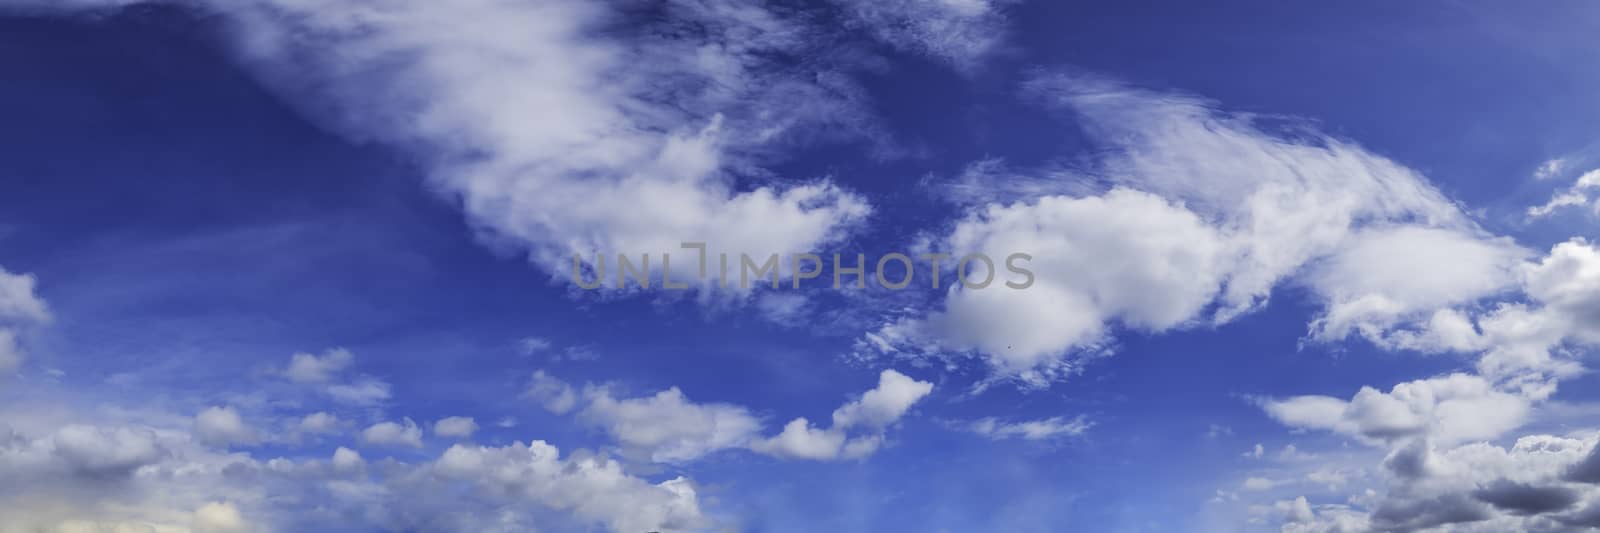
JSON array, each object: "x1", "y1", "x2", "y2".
[
  {"x1": 1528, "y1": 168, "x2": 1600, "y2": 219},
  {"x1": 1262, "y1": 373, "x2": 1531, "y2": 446},
  {"x1": 15, "y1": 0, "x2": 889, "y2": 300},
  {"x1": 0, "y1": 329, "x2": 23, "y2": 376},
  {"x1": 1306, "y1": 226, "x2": 1528, "y2": 346},
  {"x1": 174, "y1": 0, "x2": 877, "y2": 294},
  {"x1": 295, "y1": 412, "x2": 340, "y2": 435},
  {"x1": 194, "y1": 406, "x2": 257, "y2": 447},
  {"x1": 967, "y1": 415, "x2": 1091, "y2": 441},
  {"x1": 48, "y1": 424, "x2": 168, "y2": 477},
  {"x1": 874, "y1": 189, "x2": 1227, "y2": 377},
  {"x1": 330, "y1": 446, "x2": 363, "y2": 473},
  {"x1": 864, "y1": 75, "x2": 1488, "y2": 384},
  {"x1": 432, "y1": 416, "x2": 478, "y2": 439},
  {"x1": 752, "y1": 369, "x2": 933, "y2": 460},
  {"x1": 0, "y1": 265, "x2": 49, "y2": 375},
  {"x1": 430, "y1": 440, "x2": 705, "y2": 532},
  {"x1": 0, "y1": 411, "x2": 709, "y2": 533},
  {"x1": 1535, "y1": 158, "x2": 1568, "y2": 180},
  {"x1": 284, "y1": 348, "x2": 353, "y2": 384},
  {"x1": 361, "y1": 418, "x2": 422, "y2": 448},
  {"x1": 830, "y1": 0, "x2": 1014, "y2": 68},
  {"x1": 830, "y1": 368, "x2": 936, "y2": 429},
  {"x1": 752, "y1": 418, "x2": 858, "y2": 461},
  {"x1": 324, "y1": 377, "x2": 393, "y2": 406},
  {"x1": 576, "y1": 385, "x2": 764, "y2": 464},
  {"x1": 0, "y1": 265, "x2": 49, "y2": 325},
  {"x1": 192, "y1": 501, "x2": 250, "y2": 533},
  {"x1": 278, "y1": 349, "x2": 394, "y2": 406},
  {"x1": 518, "y1": 336, "x2": 552, "y2": 356},
  {"x1": 527, "y1": 370, "x2": 578, "y2": 414},
  {"x1": 534, "y1": 369, "x2": 932, "y2": 463}
]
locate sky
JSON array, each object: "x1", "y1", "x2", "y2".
[{"x1": 4, "y1": 1, "x2": 1600, "y2": 532}]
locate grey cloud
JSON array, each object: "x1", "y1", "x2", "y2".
[{"x1": 1471, "y1": 479, "x2": 1581, "y2": 516}]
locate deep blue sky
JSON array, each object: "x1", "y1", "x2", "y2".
[{"x1": 4, "y1": 2, "x2": 1600, "y2": 532}]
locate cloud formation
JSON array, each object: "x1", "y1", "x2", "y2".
[
  {"x1": 0, "y1": 265, "x2": 49, "y2": 375},
  {"x1": 532, "y1": 368, "x2": 934, "y2": 463},
  {"x1": 863, "y1": 75, "x2": 1505, "y2": 385}
]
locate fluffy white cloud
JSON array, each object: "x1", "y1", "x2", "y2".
[
  {"x1": 324, "y1": 377, "x2": 392, "y2": 406},
  {"x1": 0, "y1": 411, "x2": 708, "y2": 533},
  {"x1": 0, "y1": 266, "x2": 49, "y2": 325},
  {"x1": 46, "y1": 424, "x2": 168, "y2": 477},
  {"x1": 535, "y1": 369, "x2": 932, "y2": 463},
  {"x1": 865, "y1": 75, "x2": 1493, "y2": 384},
  {"x1": 526, "y1": 370, "x2": 578, "y2": 414},
  {"x1": 194, "y1": 406, "x2": 257, "y2": 447},
  {"x1": 872, "y1": 188, "x2": 1227, "y2": 376},
  {"x1": 575, "y1": 385, "x2": 764, "y2": 464},
  {"x1": 0, "y1": 265, "x2": 49, "y2": 375},
  {"x1": 429, "y1": 441, "x2": 705, "y2": 532},
  {"x1": 295, "y1": 412, "x2": 339, "y2": 435},
  {"x1": 278, "y1": 349, "x2": 393, "y2": 406},
  {"x1": 1261, "y1": 373, "x2": 1531, "y2": 446},
  {"x1": 829, "y1": 368, "x2": 936, "y2": 429},
  {"x1": 1306, "y1": 226, "x2": 1528, "y2": 346},
  {"x1": 1252, "y1": 239, "x2": 1600, "y2": 532},
  {"x1": 752, "y1": 369, "x2": 933, "y2": 460},
  {"x1": 432, "y1": 416, "x2": 478, "y2": 439},
  {"x1": 330, "y1": 446, "x2": 363, "y2": 473},
  {"x1": 361, "y1": 418, "x2": 422, "y2": 448},
  {"x1": 283, "y1": 348, "x2": 353, "y2": 384}
]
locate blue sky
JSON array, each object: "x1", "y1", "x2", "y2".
[{"x1": 5, "y1": 1, "x2": 1600, "y2": 532}]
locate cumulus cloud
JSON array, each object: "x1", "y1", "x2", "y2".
[
  {"x1": 1305, "y1": 226, "x2": 1527, "y2": 346},
  {"x1": 752, "y1": 369, "x2": 933, "y2": 460},
  {"x1": 47, "y1": 425, "x2": 168, "y2": 477},
  {"x1": 0, "y1": 266, "x2": 49, "y2": 325},
  {"x1": 1261, "y1": 373, "x2": 1531, "y2": 446},
  {"x1": 573, "y1": 384, "x2": 764, "y2": 464},
  {"x1": 0, "y1": 412, "x2": 709, "y2": 533},
  {"x1": 330, "y1": 446, "x2": 363, "y2": 473},
  {"x1": 1264, "y1": 434, "x2": 1600, "y2": 533},
  {"x1": 429, "y1": 440, "x2": 705, "y2": 532},
  {"x1": 194, "y1": 406, "x2": 257, "y2": 447},
  {"x1": 432, "y1": 416, "x2": 478, "y2": 439},
  {"x1": 863, "y1": 75, "x2": 1492, "y2": 384},
  {"x1": 295, "y1": 412, "x2": 340, "y2": 435},
  {"x1": 1248, "y1": 235, "x2": 1600, "y2": 532},
  {"x1": 0, "y1": 265, "x2": 49, "y2": 375},
  {"x1": 871, "y1": 188, "x2": 1227, "y2": 377},
  {"x1": 283, "y1": 348, "x2": 353, "y2": 384},
  {"x1": 192, "y1": 501, "x2": 251, "y2": 533},
  {"x1": 0, "y1": 330, "x2": 23, "y2": 377},
  {"x1": 361, "y1": 418, "x2": 423, "y2": 448},
  {"x1": 535, "y1": 369, "x2": 932, "y2": 463},
  {"x1": 278, "y1": 349, "x2": 393, "y2": 406}
]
